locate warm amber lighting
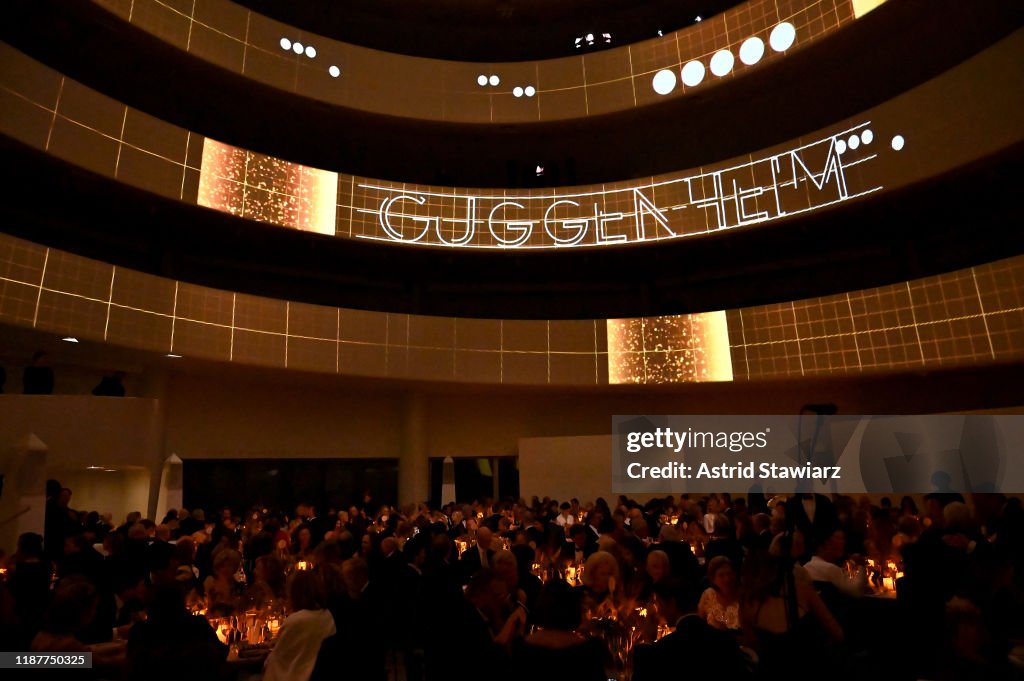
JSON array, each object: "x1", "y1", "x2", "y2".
[
  {"x1": 607, "y1": 311, "x2": 733, "y2": 384},
  {"x1": 198, "y1": 139, "x2": 337, "y2": 235}
]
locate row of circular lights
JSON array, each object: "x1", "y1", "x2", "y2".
[
  {"x1": 652, "y1": 22, "x2": 797, "y2": 95},
  {"x1": 280, "y1": 37, "x2": 342, "y2": 78},
  {"x1": 477, "y1": 74, "x2": 537, "y2": 97}
]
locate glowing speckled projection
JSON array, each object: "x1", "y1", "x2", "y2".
[
  {"x1": 607, "y1": 311, "x2": 734, "y2": 384},
  {"x1": 198, "y1": 139, "x2": 337, "y2": 235}
]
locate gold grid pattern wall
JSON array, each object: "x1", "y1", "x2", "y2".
[
  {"x1": 0, "y1": 43, "x2": 204, "y2": 204},
  {"x1": 1, "y1": 230, "x2": 1020, "y2": 386},
  {"x1": 89, "y1": 0, "x2": 855, "y2": 123},
  {"x1": 0, "y1": 233, "x2": 608, "y2": 385},
  {"x1": 726, "y1": 259, "x2": 1024, "y2": 379}
]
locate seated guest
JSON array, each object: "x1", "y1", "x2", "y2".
[
  {"x1": 203, "y1": 548, "x2": 242, "y2": 614},
  {"x1": 618, "y1": 535, "x2": 647, "y2": 595},
  {"x1": 292, "y1": 524, "x2": 317, "y2": 564},
  {"x1": 462, "y1": 569, "x2": 521, "y2": 669},
  {"x1": 561, "y1": 524, "x2": 596, "y2": 566},
  {"x1": 322, "y1": 557, "x2": 386, "y2": 681},
  {"x1": 246, "y1": 553, "x2": 286, "y2": 609},
  {"x1": 512, "y1": 580, "x2": 605, "y2": 681},
  {"x1": 33, "y1": 576, "x2": 125, "y2": 675},
  {"x1": 173, "y1": 537, "x2": 201, "y2": 594},
  {"x1": 704, "y1": 513, "x2": 743, "y2": 570},
  {"x1": 555, "y1": 502, "x2": 576, "y2": 529},
  {"x1": 803, "y1": 528, "x2": 869, "y2": 598},
  {"x1": 7, "y1": 532, "x2": 53, "y2": 647},
  {"x1": 633, "y1": 578, "x2": 751, "y2": 680},
  {"x1": 265, "y1": 570, "x2": 337, "y2": 681},
  {"x1": 87, "y1": 568, "x2": 146, "y2": 644},
  {"x1": 750, "y1": 513, "x2": 774, "y2": 553},
  {"x1": 698, "y1": 556, "x2": 741, "y2": 631},
  {"x1": 638, "y1": 549, "x2": 672, "y2": 602},
  {"x1": 126, "y1": 585, "x2": 227, "y2": 681},
  {"x1": 31, "y1": 576, "x2": 97, "y2": 653},
  {"x1": 460, "y1": 526, "x2": 496, "y2": 583},
  {"x1": 652, "y1": 524, "x2": 700, "y2": 583},
  {"x1": 60, "y1": 537, "x2": 104, "y2": 602},
  {"x1": 510, "y1": 544, "x2": 543, "y2": 611},
  {"x1": 579, "y1": 550, "x2": 621, "y2": 618}
]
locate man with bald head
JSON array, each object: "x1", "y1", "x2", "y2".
[{"x1": 460, "y1": 526, "x2": 495, "y2": 584}]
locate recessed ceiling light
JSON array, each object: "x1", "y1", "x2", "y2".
[
  {"x1": 652, "y1": 69, "x2": 677, "y2": 95},
  {"x1": 292, "y1": 42, "x2": 304, "y2": 55},
  {"x1": 87, "y1": 466, "x2": 103, "y2": 470},
  {"x1": 769, "y1": 22, "x2": 796, "y2": 52},
  {"x1": 489, "y1": 75, "x2": 500, "y2": 86},
  {"x1": 103, "y1": 469, "x2": 117, "y2": 472},
  {"x1": 166, "y1": 353, "x2": 182, "y2": 358},
  {"x1": 304, "y1": 45, "x2": 317, "y2": 59},
  {"x1": 710, "y1": 49, "x2": 735, "y2": 77},
  {"x1": 279, "y1": 38, "x2": 292, "y2": 51},
  {"x1": 739, "y1": 37, "x2": 765, "y2": 65},
  {"x1": 62, "y1": 336, "x2": 78, "y2": 343},
  {"x1": 681, "y1": 60, "x2": 705, "y2": 87},
  {"x1": 329, "y1": 65, "x2": 341, "y2": 78},
  {"x1": 513, "y1": 86, "x2": 524, "y2": 97},
  {"x1": 524, "y1": 86, "x2": 536, "y2": 97}
]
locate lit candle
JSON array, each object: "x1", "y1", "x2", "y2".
[{"x1": 296, "y1": 560, "x2": 309, "y2": 571}]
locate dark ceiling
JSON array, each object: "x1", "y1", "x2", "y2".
[{"x1": 229, "y1": 0, "x2": 742, "y2": 61}]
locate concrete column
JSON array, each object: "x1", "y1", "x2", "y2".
[
  {"x1": 0, "y1": 433, "x2": 48, "y2": 555},
  {"x1": 155, "y1": 454, "x2": 183, "y2": 521},
  {"x1": 398, "y1": 393, "x2": 429, "y2": 506},
  {"x1": 442, "y1": 457, "x2": 456, "y2": 506}
]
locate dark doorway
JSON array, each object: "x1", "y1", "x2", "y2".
[
  {"x1": 183, "y1": 458, "x2": 398, "y2": 516},
  {"x1": 428, "y1": 456, "x2": 519, "y2": 505}
]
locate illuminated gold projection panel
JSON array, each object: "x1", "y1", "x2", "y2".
[
  {"x1": 198, "y1": 139, "x2": 337, "y2": 234},
  {"x1": 608, "y1": 313, "x2": 734, "y2": 384},
  {"x1": 0, "y1": 232, "x2": 1021, "y2": 386}
]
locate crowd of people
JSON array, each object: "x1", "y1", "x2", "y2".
[{"x1": 1, "y1": 482, "x2": 1022, "y2": 681}]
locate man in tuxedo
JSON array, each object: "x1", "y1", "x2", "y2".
[
  {"x1": 302, "y1": 503, "x2": 328, "y2": 549},
  {"x1": 460, "y1": 526, "x2": 496, "y2": 584},
  {"x1": 785, "y1": 493, "x2": 839, "y2": 558},
  {"x1": 633, "y1": 579, "x2": 751, "y2": 680},
  {"x1": 561, "y1": 524, "x2": 596, "y2": 565}
]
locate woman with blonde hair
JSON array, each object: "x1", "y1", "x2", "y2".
[
  {"x1": 264, "y1": 570, "x2": 336, "y2": 681},
  {"x1": 580, "y1": 550, "x2": 621, "y2": 619},
  {"x1": 203, "y1": 548, "x2": 242, "y2": 615}
]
